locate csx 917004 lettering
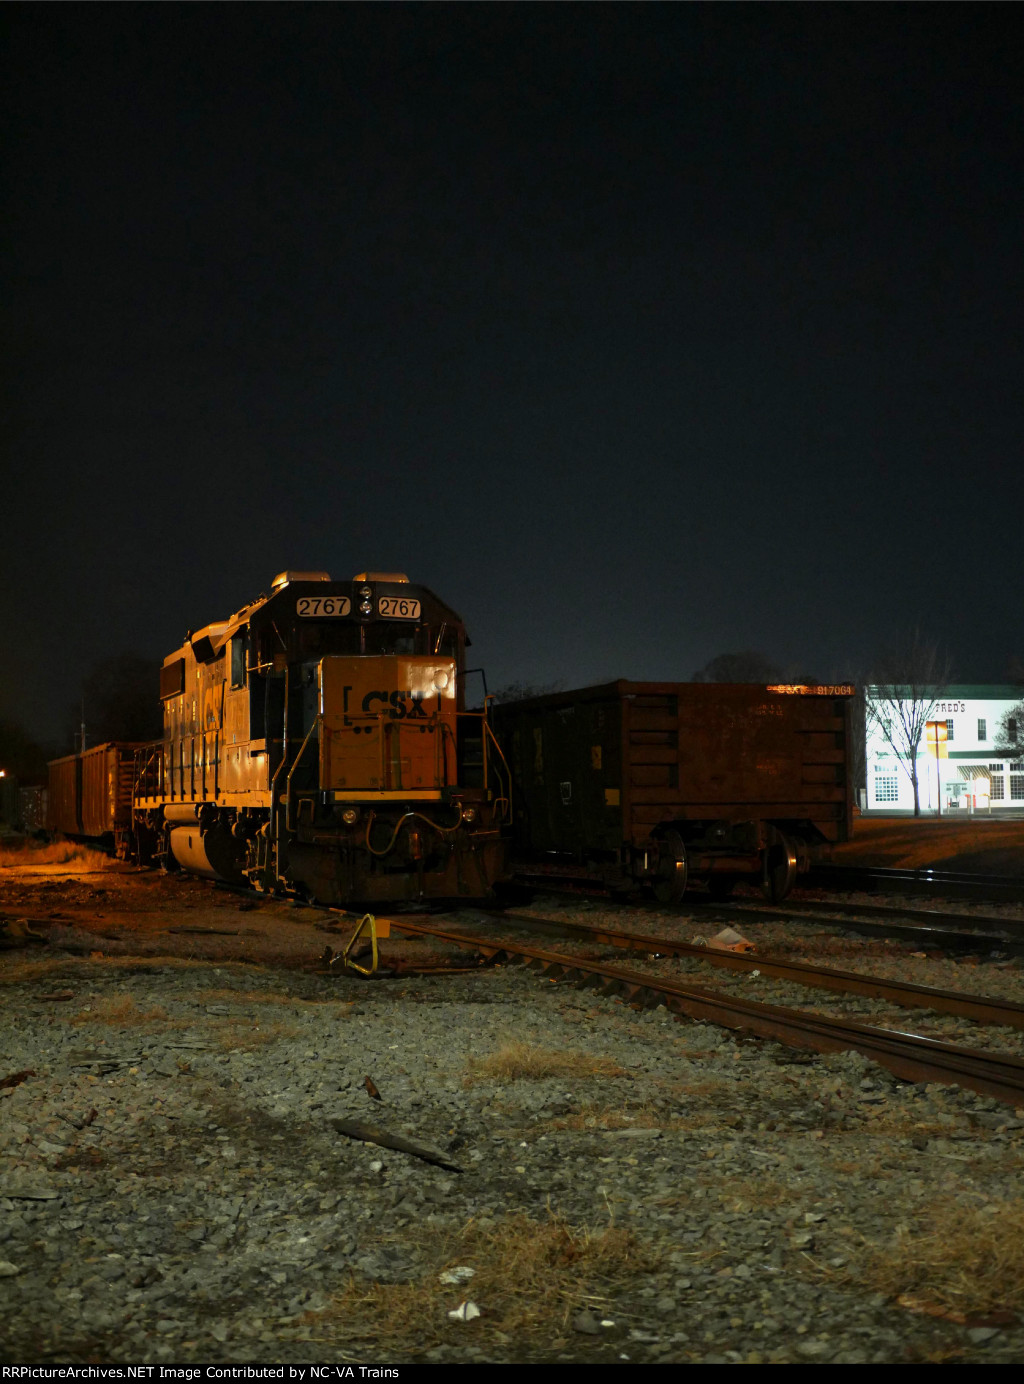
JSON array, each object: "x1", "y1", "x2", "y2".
[{"x1": 127, "y1": 571, "x2": 510, "y2": 904}]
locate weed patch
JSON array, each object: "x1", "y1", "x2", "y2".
[
  {"x1": 0, "y1": 955, "x2": 267, "y2": 986},
  {"x1": 66, "y1": 997, "x2": 182, "y2": 1029},
  {"x1": 0, "y1": 841, "x2": 114, "y2": 870},
  {"x1": 211, "y1": 1019, "x2": 301, "y2": 1050},
  {"x1": 546, "y1": 1100, "x2": 665, "y2": 1131},
  {"x1": 314, "y1": 1209, "x2": 661, "y2": 1351},
  {"x1": 831, "y1": 1198, "x2": 1024, "y2": 1318},
  {"x1": 195, "y1": 987, "x2": 351, "y2": 1010},
  {"x1": 463, "y1": 1040, "x2": 626, "y2": 1086}
]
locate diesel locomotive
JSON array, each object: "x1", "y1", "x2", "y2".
[{"x1": 121, "y1": 570, "x2": 511, "y2": 905}]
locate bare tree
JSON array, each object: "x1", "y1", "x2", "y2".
[
  {"x1": 865, "y1": 632, "x2": 952, "y2": 817},
  {"x1": 64, "y1": 652, "x2": 162, "y2": 750},
  {"x1": 488, "y1": 680, "x2": 564, "y2": 704},
  {"x1": 994, "y1": 698, "x2": 1024, "y2": 760},
  {"x1": 691, "y1": 651, "x2": 784, "y2": 683},
  {"x1": 846, "y1": 686, "x2": 866, "y2": 805}
]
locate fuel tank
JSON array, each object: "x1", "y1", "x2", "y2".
[{"x1": 168, "y1": 823, "x2": 245, "y2": 882}]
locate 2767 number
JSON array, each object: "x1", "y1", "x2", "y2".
[
  {"x1": 378, "y1": 596, "x2": 421, "y2": 619},
  {"x1": 296, "y1": 596, "x2": 352, "y2": 617}
]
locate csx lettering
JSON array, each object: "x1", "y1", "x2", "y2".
[{"x1": 360, "y1": 690, "x2": 429, "y2": 719}]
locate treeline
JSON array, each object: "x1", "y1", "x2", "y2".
[{"x1": 1, "y1": 652, "x2": 161, "y2": 785}]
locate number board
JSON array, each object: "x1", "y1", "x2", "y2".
[
  {"x1": 296, "y1": 596, "x2": 352, "y2": 617},
  {"x1": 378, "y1": 596, "x2": 421, "y2": 620}
]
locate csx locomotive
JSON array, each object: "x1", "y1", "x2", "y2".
[{"x1": 125, "y1": 570, "x2": 510, "y2": 904}]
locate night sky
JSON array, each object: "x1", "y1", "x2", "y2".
[{"x1": 4, "y1": 4, "x2": 1023, "y2": 745}]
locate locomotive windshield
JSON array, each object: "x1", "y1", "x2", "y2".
[{"x1": 294, "y1": 621, "x2": 459, "y2": 660}]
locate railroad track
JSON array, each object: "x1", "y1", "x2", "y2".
[
  {"x1": 475, "y1": 908, "x2": 1024, "y2": 1028},
  {"x1": 710, "y1": 898, "x2": 1024, "y2": 955},
  {"x1": 370, "y1": 912, "x2": 1024, "y2": 1108},
  {"x1": 809, "y1": 863, "x2": 1024, "y2": 904}
]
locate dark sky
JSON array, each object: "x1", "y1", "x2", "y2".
[{"x1": 4, "y1": 4, "x2": 1023, "y2": 744}]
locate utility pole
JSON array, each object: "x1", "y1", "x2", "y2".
[{"x1": 933, "y1": 720, "x2": 941, "y2": 818}]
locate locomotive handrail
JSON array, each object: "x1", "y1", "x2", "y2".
[
  {"x1": 453, "y1": 707, "x2": 512, "y2": 812},
  {"x1": 285, "y1": 714, "x2": 322, "y2": 831},
  {"x1": 132, "y1": 742, "x2": 164, "y2": 803},
  {"x1": 483, "y1": 719, "x2": 512, "y2": 821}
]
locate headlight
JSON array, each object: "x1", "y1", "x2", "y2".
[
  {"x1": 462, "y1": 806, "x2": 477, "y2": 824},
  {"x1": 359, "y1": 599, "x2": 372, "y2": 615},
  {"x1": 360, "y1": 585, "x2": 373, "y2": 598},
  {"x1": 342, "y1": 808, "x2": 359, "y2": 826}
]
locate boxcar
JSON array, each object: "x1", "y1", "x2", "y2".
[
  {"x1": 494, "y1": 681, "x2": 854, "y2": 902},
  {"x1": 47, "y1": 743, "x2": 147, "y2": 853}
]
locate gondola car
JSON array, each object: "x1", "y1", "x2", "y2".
[{"x1": 494, "y1": 680, "x2": 854, "y2": 902}]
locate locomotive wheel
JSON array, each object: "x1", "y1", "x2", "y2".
[
  {"x1": 762, "y1": 835, "x2": 798, "y2": 903},
  {"x1": 652, "y1": 830, "x2": 688, "y2": 904}
]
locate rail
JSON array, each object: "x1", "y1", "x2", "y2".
[
  {"x1": 481, "y1": 909, "x2": 1024, "y2": 1029},
  {"x1": 810, "y1": 863, "x2": 1024, "y2": 905},
  {"x1": 381, "y1": 916, "x2": 1024, "y2": 1107}
]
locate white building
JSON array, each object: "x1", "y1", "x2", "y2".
[{"x1": 865, "y1": 684, "x2": 1024, "y2": 813}]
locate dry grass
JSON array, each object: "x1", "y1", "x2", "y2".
[
  {"x1": 0, "y1": 840, "x2": 114, "y2": 869},
  {"x1": 195, "y1": 987, "x2": 351, "y2": 1010},
  {"x1": 546, "y1": 1099, "x2": 664, "y2": 1131},
  {"x1": 66, "y1": 996, "x2": 182, "y2": 1028},
  {"x1": 210, "y1": 1019, "x2": 301, "y2": 1050},
  {"x1": 463, "y1": 1040, "x2": 627, "y2": 1086},
  {"x1": 314, "y1": 1209, "x2": 661, "y2": 1349},
  {"x1": 837, "y1": 1198, "x2": 1024, "y2": 1318},
  {"x1": 0, "y1": 955, "x2": 265, "y2": 985},
  {"x1": 698, "y1": 1174, "x2": 801, "y2": 1212}
]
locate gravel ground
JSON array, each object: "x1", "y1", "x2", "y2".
[{"x1": 3, "y1": 866, "x2": 1024, "y2": 1364}]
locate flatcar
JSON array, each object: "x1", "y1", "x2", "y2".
[{"x1": 493, "y1": 680, "x2": 855, "y2": 902}]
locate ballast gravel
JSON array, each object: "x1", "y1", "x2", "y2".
[{"x1": 2, "y1": 880, "x2": 1024, "y2": 1364}]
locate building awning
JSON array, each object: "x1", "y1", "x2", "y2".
[{"x1": 958, "y1": 765, "x2": 992, "y2": 782}]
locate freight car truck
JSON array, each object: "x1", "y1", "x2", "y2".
[{"x1": 494, "y1": 681, "x2": 855, "y2": 903}]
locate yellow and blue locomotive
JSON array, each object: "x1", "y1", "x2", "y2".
[{"x1": 132, "y1": 570, "x2": 510, "y2": 905}]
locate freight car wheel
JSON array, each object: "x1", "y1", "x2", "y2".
[
  {"x1": 652, "y1": 830, "x2": 688, "y2": 904},
  {"x1": 762, "y1": 835, "x2": 798, "y2": 903}
]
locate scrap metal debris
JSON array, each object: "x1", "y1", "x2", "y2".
[
  {"x1": 56, "y1": 1109, "x2": 98, "y2": 1132},
  {"x1": 692, "y1": 926, "x2": 756, "y2": 954},
  {"x1": 0, "y1": 1070, "x2": 35, "y2": 1091},
  {"x1": 447, "y1": 1300, "x2": 481, "y2": 1322},
  {"x1": 328, "y1": 1117, "x2": 463, "y2": 1173},
  {"x1": 0, "y1": 919, "x2": 47, "y2": 948}
]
